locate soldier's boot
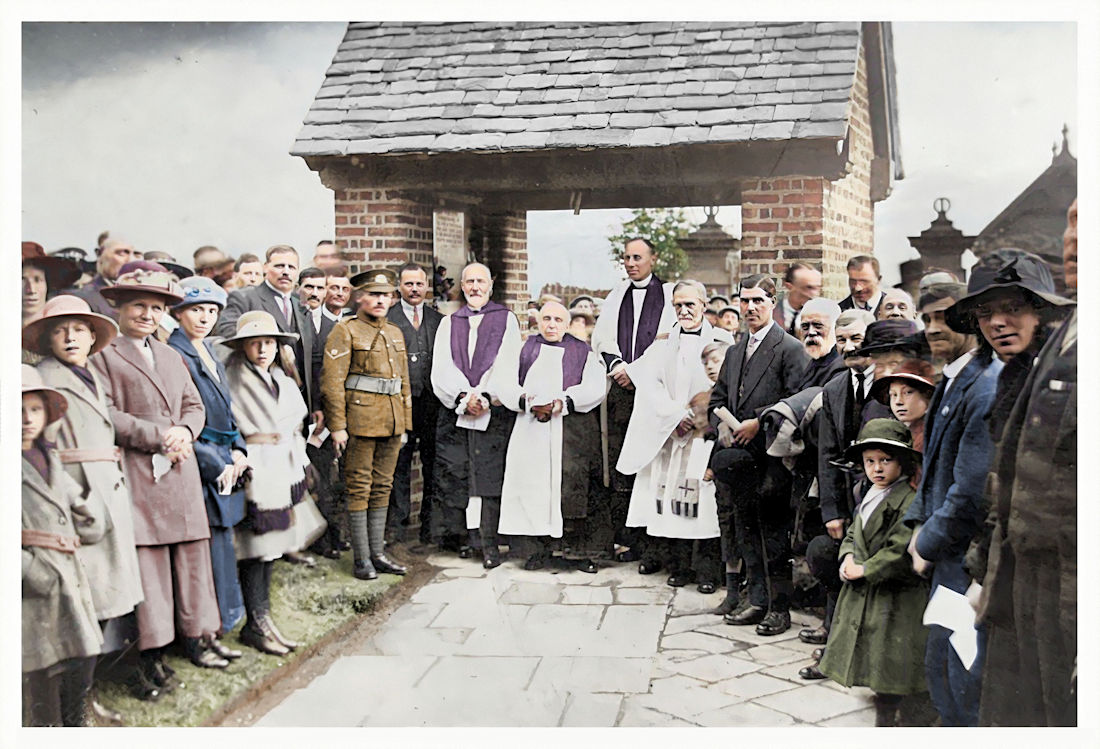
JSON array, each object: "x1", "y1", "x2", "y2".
[
  {"x1": 349, "y1": 510, "x2": 378, "y2": 580},
  {"x1": 369, "y1": 507, "x2": 407, "y2": 575},
  {"x1": 713, "y1": 571, "x2": 745, "y2": 616}
]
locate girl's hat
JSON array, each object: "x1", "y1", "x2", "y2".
[
  {"x1": 843, "y1": 418, "x2": 922, "y2": 464},
  {"x1": 869, "y1": 358, "x2": 937, "y2": 404},
  {"x1": 100, "y1": 261, "x2": 184, "y2": 305},
  {"x1": 221, "y1": 310, "x2": 299, "y2": 348},
  {"x1": 945, "y1": 248, "x2": 1074, "y2": 334},
  {"x1": 22, "y1": 294, "x2": 119, "y2": 356},
  {"x1": 22, "y1": 241, "x2": 82, "y2": 290},
  {"x1": 172, "y1": 276, "x2": 228, "y2": 311},
  {"x1": 22, "y1": 364, "x2": 69, "y2": 425}
]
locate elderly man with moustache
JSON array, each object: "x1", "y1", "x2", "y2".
[
  {"x1": 496, "y1": 301, "x2": 606, "y2": 572},
  {"x1": 894, "y1": 280, "x2": 1002, "y2": 726},
  {"x1": 839, "y1": 255, "x2": 885, "y2": 316},
  {"x1": 431, "y1": 262, "x2": 521, "y2": 565},
  {"x1": 774, "y1": 262, "x2": 823, "y2": 337},
  {"x1": 793, "y1": 297, "x2": 846, "y2": 390},
  {"x1": 69, "y1": 237, "x2": 140, "y2": 319},
  {"x1": 386, "y1": 262, "x2": 444, "y2": 550},
  {"x1": 590, "y1": 238, "x2": 677, "y2": 561},
  {"x1": 708, "y1": 274, "x2": 809, "y2": 635}
]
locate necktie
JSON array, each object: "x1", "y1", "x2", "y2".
[
  {"x1": 280, "y1": 295, "x2": 292, "y2": 324},
  {"x1": 849, "y1": 371, "x2": 867, "y2": 435},
  {"x1": 746, "y1": 335, "x2": 759, "y2": 359},
  {"x1": 412, "y1": 304, "x2": 420, "y2": 330}
]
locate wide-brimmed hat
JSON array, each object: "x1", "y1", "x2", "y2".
[
  {"x1": 220, "y1": 310, "x2": 299, "y2": 348},
  {"x1": 21, "y1": 364, "x2": 69, "y2": 426},
  {"x1": 945, "y1": 248, "x2": 1074, "y2": 334},
  {"x1": 100, "y1": 261, "x2": 184, "y2": 305},
  {"x1": 843, "y1": 418, "x2": 922, "y2": 464},
  {"x1": 143, "y1": 251, "x2": 195, "y2": 280},
  {"x1": 350, "y1": 267, "x2": 397, "y2": 293},
  {"x1": 22, "y1": 294, "x2": 119, "y2": 356},
  {"x1": 869, "y1": 358, "x2": 937, "y2": 404},
  {"x1": 568, "y1": 294, "x2": 595, "y2": 309},
  {"x1": 851, "y1": 318, "x2": 922, "y2": 357},
  {"x1": 22, "y1": 241, "x2": 82, "y2": 290},
  {"x1": 172, "y1": 276, "x2": 228, "y2": 311}
]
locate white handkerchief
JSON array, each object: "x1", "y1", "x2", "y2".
[
  {"x1": 152, "y1": 453, "x2": 172, "y2": 483},
  {"x1": 923, "y1": 584, "x2": 979, "y2": 670}
]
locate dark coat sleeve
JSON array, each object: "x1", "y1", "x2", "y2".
[
  {"x1": 817, "y1": 376, "x2": 850, "y2": 524},
  {"x1": 707, "y1": 347, "x2": 734, "y2": 428},
  {"x1": 213, "y1": 287, "x2": 250, "y2": 338}
]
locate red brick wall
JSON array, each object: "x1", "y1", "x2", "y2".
[
  {"x1": 738, "y1": 37, "x2": 876, "y2": 300},
  {"x1": 476, "y1": 210, "x2": 530, "y2": 315},
  {"x1": 333, "y1": 188, "x2": 434, "y2": 276}
]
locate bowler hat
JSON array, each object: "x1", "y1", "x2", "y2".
[
  {"x1": 22, "y1": 241, "x2": 82, "y2": 290},
  {"x1": 21, "y1": 364, "x2": 69, "y2": 426},
  {"x1": 22, "y1": 294, "x2": 119, "y2": 356},
  {"x1": 869, "y1": 358, "x2": 937, "y2": 404},
  {"x1": 220, "y1": 310, "x2": 299, "y2": 348},
  {"x1": 945, "y1": 248, "x2": 1074, "y2": 334},
  {"x1": 100, "y1": 261, "x2": 184, "y2": 305},
  {"x1": 843, "y1": 418, "x2": 921, "y2": 464},
  {"x1": 851, "y1": 319, "x2": 922, "y2": 357},
  {"x1": 350, "y1": 267, "x2": 397, "y2": 293},
  {"x1": 143, "y1": 251, "x2": 195, "y2": 280},
  {"x1": 172, "y1": 276, "x2": 228, "y2": 311}
]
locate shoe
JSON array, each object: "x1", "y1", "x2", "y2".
[
  {"x1": 755, "y1": 611, "x2": 791, "y2": 636},
  {"x1": 713, "y1": 591, "x2": 742, "y2": 615},
  {"x1": 697, "y1": 581, "x2": 718, "y2": 594},
  {"x1": 261, "y1": 614, "x2": 300, "y2": 650},
  {"x1": 240, "y1": 626, "x2": 290, "y2": 656},
  {"x1": 144, "y1": 655, "x2": 176, "y2": 692},
  {"x1": 406, "y1": 542, "x2": 433, "y2": 556},
  {"x1": 353, "y1": 559, "x2": 379, "y2": 580},
  {"x1": 203, "y1": 633, "x2": 243, "y2": 660},
  {"x1": 725, "y1": 604, "x2": 767, "y2": 626},
  {"x1": 282, "y1": 551, "x2": 317, "y2": 567},
  {"x1": 524, "y1": 553, "x2": 547, "y2": 571},
  {"x1": 337, "y1": 540, "x2": 352, "y2": 551},
  {"x1": 128, "y1": 668, "x2": 161, "y2": 702},
  {"x1": 811, "y1": 647, "x2": 825, "y2": 662},
  {"x1": 615, "y1": 548, "x2": 640, "y2": 563},
  {"x1": 191, "y1": 648, "x2": 230, "y2": 669},
  {"x1": 638, "y1": 560, "x2": 662, "y2": 575},
  {"x1": 371, "y1": 553, "x2": 408, "y2": 575},
  {"x1": 321, "y1": 548, "x2": 342, "y2": 560},
  {"x1": 90, "y1": 699, "x2": 124, "y2": 726},
  {"x1": 458, "y1": 545, "x2": 474, "y2": 559},
  {"x1": 666, "y1": 571, "x2": 695, "y2": 587},
  {"x1": 798, "y1": 663, "x2": 827, "y2": 680},
  {"x1": 576, "y1": 558, "x2": 598, "y2": 574},
  {"x1": 799, "y1": 625, "x2": 828, "y2": 645},
  {"x1": 483, "y1": 554, "x2": 501, "y2": 569}
]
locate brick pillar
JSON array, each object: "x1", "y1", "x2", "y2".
[
  {"x1": 472, "y1": 209, "x2": 529, "y2": 314},
  {"x1": 737, "y1": 36, "x2": 875, "y2": 299},
  {"x1": 334, "y1": 188, "x2": 434, "y2": 276}
]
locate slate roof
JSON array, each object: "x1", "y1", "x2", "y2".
[{"x1": 293, "y1": 21, "x2": 865, "y2": 157}]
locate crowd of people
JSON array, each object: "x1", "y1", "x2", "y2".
[{"x1": 21, "y1": 200, "x2": 1077, "y2": 729}]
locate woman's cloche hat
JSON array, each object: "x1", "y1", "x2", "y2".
[
  {"x1": 21, "y1": 364, "x2": 69, "y2": 426},
  {"x1": 22, "y1": 294, "x2": 120, "y2": 356},
  {"x1": 100, "y1": 261, "x2": 184, "y2": 305},
  {"x1": 172, "y1": 276, "x2": 228, "y2": 311}
]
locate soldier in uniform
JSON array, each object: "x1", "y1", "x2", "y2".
[{"x1": 320, "y1": 268, "x2": 412, "y2": 581}]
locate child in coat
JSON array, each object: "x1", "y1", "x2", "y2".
[
  {"x1": 21, "y1": 365, "x2": 106, "y2": 726},
  {"x1": 818, "y1": 418, "x2": 931, "y2": 726}
]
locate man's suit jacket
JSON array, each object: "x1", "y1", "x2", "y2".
[
  {"x1": 838, "y1": 291, "x2": 884, "y2": 317},
  {"x1": 387, "y1": 302, "x2": 443, "y2": 399},
  {"x1": 708, "y1": 323, "x2": 809, "y2": 428},
  {"x1": 69, "y1": 275, "x2": 117, "y2": 319},
  {"x1": 817, "y1": 369, "x2": 860, "y2": 525},
  {"x1": 214, "y1": 283, "x2": 318, "y2": 410}
]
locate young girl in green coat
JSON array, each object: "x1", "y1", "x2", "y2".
[{"x1": 818, "y1": 419, "x2": 931, "y2": 727}]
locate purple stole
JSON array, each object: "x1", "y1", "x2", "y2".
[
  {"x1": 518, "y1": 334, "x2": 589, "y2": 389},
  {"x1": 450, "y1": 301, "x2": 510, "y2": 386},
  {"x1": 617, "y1": 275, "x2": 664, "y2": 363}
]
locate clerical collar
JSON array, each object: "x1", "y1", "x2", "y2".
[
  {"x1": 631, "y1": 274, "x2": 653, "y2": 289},
  {"x1": 680, "y1": 326, "x2": 702, "y2": 336}
]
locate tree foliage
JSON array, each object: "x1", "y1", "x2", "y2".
[{"x1": 608, "y1": 208, "x2": 696, "y2": 281}]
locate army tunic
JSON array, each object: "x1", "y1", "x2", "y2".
[{"x1": 321, "y1": 311, "x2": 412, "y2": 512}]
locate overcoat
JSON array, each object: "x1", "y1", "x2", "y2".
[
  {"x1": 37, "y1": 356, "x2": 144, "y2": 621},
  {"x1": 22, "y1": 452, "x2": 105, "y2": 673},
  {"x1": 90, "y1": 335, "x2": 210, "y2": 546},
  {"x1": 819, "y1": 479, "x2": 929, "y2": 695},
  {"x1": 166, "y1": 329, "x2": 247, "y2": 529}
]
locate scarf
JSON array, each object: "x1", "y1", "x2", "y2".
[
  {"x1": 450, "y1": 301, "x2": 510, "y2": 386},
  {"x1": 517, "y1": 333, "x2": 589, "y2": 389}
]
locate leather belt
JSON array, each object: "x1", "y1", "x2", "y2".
[
  {"x1": 245, "y1": 433, "x2": 282, "y2": 445},
  {"x1": 22, "y1": 529, "x2": 81, "y2": 553},
  {"x1": 57, "y1": 447, "x2": 121, "y2": 464},
  {"x1": 345, "y1": 374, "x2": 402, "y2": 395}
]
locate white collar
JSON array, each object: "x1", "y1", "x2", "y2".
[
  {"x1": 400, "y1": 298, "x2": 421, "y2": 314},
  {"x1": 322, "y1": 305, "x2": 343, "y2": 322},
  {"x1": 631, "y1": 274, "x2": 653, "y2": 289},
  {"x1": 264, "y1": 280, "x2": 293, "y2": 300},
  {"x1": 942, "y1": 349, "x2": 977, "y2": 380},
  {"x1": 749, "y1": 320, "x2": 774, "y2": 343},
  {"x1": 850, "y1": 362, "x2": 874, "y2": 382}
]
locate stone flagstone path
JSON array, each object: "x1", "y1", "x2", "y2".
[{"x1": 256, "y1": 553, "x2": 876, "y2": 727}]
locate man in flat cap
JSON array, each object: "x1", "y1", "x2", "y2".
[{"x1": 321, "y1": 268, "x2": 412, "y2": 581}]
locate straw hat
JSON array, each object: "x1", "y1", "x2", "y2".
[
  {"x1": 843, "y1": 418, "x2": 921, "y2": 464},
  {"x1": 220, "y1": 310, "x2": 299, "y2": 348},
  {"x1": 21, "y1": 364, "x2": 69, "y2": 426},
  {"x1": 869, "y1": 358, "x2": 937, "y2": 404},
  {"x1": 22, "y1": 294, "x2": 120, "y2": 356},
  {"x1": 100, "y1": 261, "x2": 184, "y2": 305}
]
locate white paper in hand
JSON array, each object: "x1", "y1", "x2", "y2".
[
  {"x1": 152, "y1": 453, "x2": 172, "y2": 483},
  {"x1": 713, "y1": 406, "x2": 742, "y2": 431},
  {"x1": 923, "y1": 584, "x2": 980, "y2": 670}
]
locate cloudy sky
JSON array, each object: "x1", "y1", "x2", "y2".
[{"x1": 21, "y1": 21, "x2": 1078, "y2": 293}]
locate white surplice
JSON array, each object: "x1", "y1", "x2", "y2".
[
  {"x1": 590, "y1": 278, "x2": 677, "y2": 367},
  {"x1": 495, "y1": 341, "x2": 606, "y2": 538}
]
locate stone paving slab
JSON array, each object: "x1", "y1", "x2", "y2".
[
  {"x1": 754, "y1": 681, "x2": 873, "y2": 723},
  {"x1": 529, "y1": 656, "x2": 651, "y2": 695},
  {"x1": 714, "y1": 670, "x2": 801, "y2": 700},
  {"x1": 561, "y1": 693, "x2": 623, "y2": 727}
]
